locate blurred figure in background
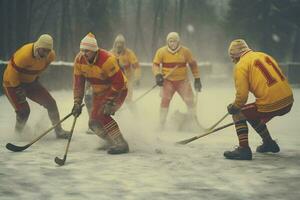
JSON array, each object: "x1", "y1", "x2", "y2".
[
  {"x1": 71, "y1": 33, "x2": 129, "y2": 154},
  {"x1": 110, "y1": 34, "x2": 141, "y2": 113},
  {"x1": 3, "y1": 34, "x2": 69, "y2": 139},
  {"x1": 152, "y1": 32, "x2": 202, "y2": 130},
  {"x1": 224, "y1": 39, "x2": 294, "y2": 160}
]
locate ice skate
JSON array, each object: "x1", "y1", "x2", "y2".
[
  {"x1": 224, "y1": 146, "x2": 252, "y2": 160},
  {"x1": 256, "y1": 140, "x2": 280, "y2": 153}
]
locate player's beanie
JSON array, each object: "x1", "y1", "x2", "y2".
[
  {"x1": 80, "y1": 32, "x2": 98, "y2": 52},
  {"x1": 228, "y1": 39, "x2": 251, "y2": 58},
  {"x1": 35, "y1": 34, "x2": 53, "y2": 50}
]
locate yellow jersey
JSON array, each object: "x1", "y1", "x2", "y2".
[
  {"x1": 233, "y1": 51, "x2": 293, "y2": 112},
  {"x1": 3, "y1": 43, "x2": 55, "y2": 87},
  {"x1": 73, "y1": 49, "x2": 127, "y2": 103},
  {"x1": 110, "y1": 48, "x2": 141, "y2": 82},
  {"x1": 152, "y1": 46, "x2": 200, "y2": 81}
]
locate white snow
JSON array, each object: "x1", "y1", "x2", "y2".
[{"x1": 0, "y1": 84, "x2": 299, "y2": 200}]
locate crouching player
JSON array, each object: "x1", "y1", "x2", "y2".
[{"x1": 224, "y1": 39, "x2": 293, "y2": 160}]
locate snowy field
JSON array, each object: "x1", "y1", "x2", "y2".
[{"x1": 0, "y1": 83, "x2": 299, "y2": 200}]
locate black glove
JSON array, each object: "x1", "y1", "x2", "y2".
[
  {"x1": 103, "y1": 100, "x2": 116, "y2": 115},
  {"x1": 72, "y1": 103, "x2": 82, "y2": 117},
  {"x1": 227, "y1": 103, "x2": 240, "y2": 115},
  {"x1": 155, "y1": 74, "x2": 164, "y2": 86},
  {"x1": 194, "y1": 78, "x2": 202, "y2": 92}
]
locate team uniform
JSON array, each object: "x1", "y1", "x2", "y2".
[
  {"x1": 3, "y1": 36, "x2": 69, "y2": 138},
  {"x1": 110, "y1": 47, "x2": 141, "y2": 104},
  {"x1": 152, "y1": 44, "x2": 200, "y2": 128},
  {"x1": 233, "y1": 51, "x2": 293, "y2": 121},
  {"x1": 73, "y1": 34, "x2": 129, "y2": 154},
  {"x1": 224, "y1": 39, "x2": 293, "y2": 160}
]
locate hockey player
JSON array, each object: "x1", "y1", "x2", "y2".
[
  {"x1": 110, "y1": 34, "x2": 141, "y2": 112},
  {"x1": 224, "y1": 39, "x2": 294, "y2": 160},
  {"x1": 152, "y1": 32, "x2": 202, "y2": 129},
  {"x1": 3, "y1": 34, "x2": 69, "y2": 139},
  {"x1": 71, "y1": 33, "x2": 129, "y2": 154}
]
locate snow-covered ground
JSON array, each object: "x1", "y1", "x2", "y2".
[{"x1": 0, "y1": 84, "x2": 299, "y2": 200}]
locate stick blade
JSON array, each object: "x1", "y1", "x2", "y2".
[
  {"x1": 55, "y1": 156, "x2": 66, "y2": 166},
  {"x1": 6, "y1": 143, "x2": 29, "y2": 152},
  {"x1": 176, "y1": 136, "x2": 198, "y2": 145}
]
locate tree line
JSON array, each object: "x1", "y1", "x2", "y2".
[{"x1": 0, "y1": 0, "x2": 299, "y2": 62}]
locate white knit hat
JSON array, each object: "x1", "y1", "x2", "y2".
[
  {"x1": 166, "y1": 32, "x2": 180, "y2": 42},
  {"x1": 228, "y1": 39, "x2": 251, "y2": 58},
  {"x1": 35, "y1": 34, "x2": 53, "y2": 50},
  {"x1": 80, "y1": 32, "x2": 98, "y2": 52},
  {"x1": 114, "y1": 34, "x2": 125, "y2": 43}
]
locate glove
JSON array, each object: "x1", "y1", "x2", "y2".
[
  {"x1": 15, "y1": 86, "x2": 26, "y2": 104},
  {"x1": 155, "y1": 74, "x2": 164, "y2": 86},
  {"x1": 103, "y1": 100, "x2": 116, "y2": 115},
  {"x1": 227, "y1": 103, "x2": 240, "y2": 115},
  {"x1": 72, "y1": 103, "x2": 82, "y2": 117},
  {"x1": 194, "y1": 78, "x2": 202, "y2": 92}
]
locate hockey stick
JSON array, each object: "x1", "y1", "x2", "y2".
[
  {"x1": 54, "y1": 116, "x2": 78, "y2": 166},
  {"x1": 131, "y1": 65, "x2": 179, "y2": 104},
  {"x1": 176, "y1": 121, "x2": 236, "y2": 145},
  {"x1": 6, "y1": 114, "x2": 71, "y2": 152},
  {"x1": 192, "y1": 92, "x2": 206, "y2": 130},
  {"x1": 6, "y1": 104, "x2": 85, "y2": 152},
  {"x1": 206, "y1": 113, "x2": 229, "y2": 131},
  {"x1": 178, "y1": 91, "x2": 206, "y2": 131}
]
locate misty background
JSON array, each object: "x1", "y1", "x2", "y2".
[{"x1": 1, "y1": 0, "x2": 300, "y2": 93}]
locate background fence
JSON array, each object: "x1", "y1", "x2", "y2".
[{"x1": 1, "y1": 60, "x2": 299, "y2": 96}]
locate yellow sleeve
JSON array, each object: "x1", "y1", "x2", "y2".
[
  {"x1": 128, "y1": 49, "x2": 138, "y2": 64},
  {"x1": 128, "y1": 49, "x2": 141, "y2": 80},
  {"x1": 185, "y1": 48, "x2": 200, "y2": 78},
  {"x1": 8, "y1": 49, "x2": 31, "y2": 87},
  {"x1": 152, "y1": 48, "x2": 162, "y2": 76},
  {"x1": 4, "y1": 63, "x2": 21, "y2": 87},
  {"x1": 233, "y1": 64, "x2": 249, "y2": 108},
  {"x1": 13, "y1": 49, "x2": 31, "y2": 69},
  {"x1": 73, "y1": 56, "x2": 86, "y2": 104},
  {"x1": 103, "y1": 56, "x2": 120, "y2": 77}
]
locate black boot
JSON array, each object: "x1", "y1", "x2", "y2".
[
  {"x1": 256, "y1": 140, "x2": 280, "y2": 153},
  {"x1": 224, "y1": 146, "x2": 252, "y2": 160}
]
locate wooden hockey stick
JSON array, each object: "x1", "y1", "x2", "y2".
[
  {"x1": 206, "y1": 113, "x2": 229, "y2": 131},
  {"x1": 54, "y1": 116, "x2": 78, "y2": 166},
  {"x1": 6, "y1": 104, "x2": 84, "y2": 152},
  {"x1": 176, "y1": 121, "x2": 235, "y2": 145}
]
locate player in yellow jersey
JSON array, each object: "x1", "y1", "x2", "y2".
[
  {"x1": 3, "y1": 34, "x2": 69, "y2": 139},
  {"x1": 224, "y1": 39, "x2": 294, "y2": 160},
  {"x1": 110, "y1": 34, "x2": 141, "y2": 112},
  {"x1": 152, "y1": 32, "x2": 202, "y2": 130}
]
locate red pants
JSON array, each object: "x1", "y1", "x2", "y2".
[
  {"x1": 90, "y1": 89, "x2": 127, "y2": 126},
  {"x1": 160, "y1": 79, "x2": 194, "y2": 108},
  {"x1": 4, "y1": 80, "x2": 60, "y2": 130},
  {"x1": 241, "y1": 103, "x2": 293, "y2": 123}
]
